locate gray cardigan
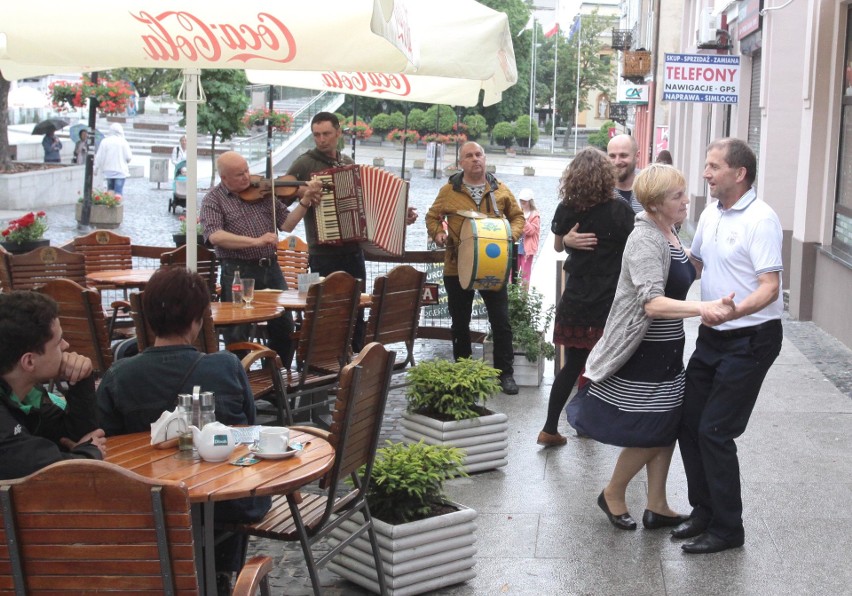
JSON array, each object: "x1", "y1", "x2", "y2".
[{"x1": 584, "y1": 212, "x2": 672, "y2": 382}]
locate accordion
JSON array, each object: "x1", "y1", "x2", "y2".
[{"x1": 310, "y1": 164, "x2": 409, "y2": 257}]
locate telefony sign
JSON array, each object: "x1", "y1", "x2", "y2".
[{"x1": 663, "y1": 53, "x2": 740, "y2": 103}]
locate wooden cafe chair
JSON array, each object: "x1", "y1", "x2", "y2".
[
  {"x1": 262, "y1": 271, "x2": 360, "y2": 427},
  {"x1": 160, "y1": 244, "x2": 219, "y2": 300},
  {"x1": 276, "y1": 235, "x2": 310, "y2": 290},
  {"x1": 35, "y1": 278, "x2": 113, "y2": 376},
  {"x1": 219, "y1": 342, "x2": 396, "y2": 596},
  {"x1": 365, "y1": 264, "x2": 426, "y2": 377},
  {"x1": 1, "y1": 245, "x2": 86, "y2": 291},
  {"x1": 0, "y1": 459, "x2": 273, "y2": 595},
  {"x1": 71, "y1": 230, "x2": 132, "y2": 281}
]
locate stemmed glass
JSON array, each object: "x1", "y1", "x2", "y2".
[{"x1": 241, "y1": 278, "x2": 255, "y2": 309}]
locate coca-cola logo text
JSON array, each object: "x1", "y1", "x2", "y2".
[
  {"x1": 132, "y1": 11, "x2": 297, "y2": 64},
  {"x1": 321, "y1": 72, "x2": 412, "y2": 97}
]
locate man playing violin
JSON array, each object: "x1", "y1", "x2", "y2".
[
  {"x1": 201, "y1": 151, "x2": 323, "y2": 363},
  {"x1": 286, "y1": 112, "x2": 418, "y2": 351}
]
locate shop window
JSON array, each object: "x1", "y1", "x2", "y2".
[{"x1": 834, "y1": 7, "x2": 852, "y2": 256}]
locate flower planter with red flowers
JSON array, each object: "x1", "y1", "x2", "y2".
[
  {"x1": 75, "y1": 190, "x2": 123, "y2": 229},
  {"x1": 1, "y1": 211, "x2": 50, "y2": 254}
]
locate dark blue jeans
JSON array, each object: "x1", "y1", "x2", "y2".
[
  {"x1": 219, "y1": 259, "x2": 293, "y2": 363},
  {"x1": 309, "y1": 250, "x2": 366, "y2": 352},
  {"x1": 443, "y1": 275, "x2": 513, "y2": 377},
  {"x1": 679, "y1": 320, "x2": 782, "y2": 542},
  {"x1": 106, "y1": 177, "x2": 126, "y2": 196}
]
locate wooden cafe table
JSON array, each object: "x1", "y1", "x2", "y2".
[
  {"x1": 105, "y1": 429, "x2": 334, "y2": 595},
  {"x1": 84, "y1": 267, "x2": 158, "y2": 289},
  {"x1": 208, "y1": 301, "x2": 285, "y2": 326},
  {"x1": 253, "y1": 288, "x2": 373, "y2": 310}
]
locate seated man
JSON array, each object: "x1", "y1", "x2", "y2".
[
  {"x1": 0, "y1": 292, "x2": 106, "y2": 480},
  {"x1": 97, "y1": 267, "x2": 271, "y2": 594}
]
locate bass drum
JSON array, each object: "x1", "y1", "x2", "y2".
[{"x1": 457, "y1": 216, "x2": 512, "y2": 291}]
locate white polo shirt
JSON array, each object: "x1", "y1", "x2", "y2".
[{"x1": 691, "y1": 188, "x2": 784, "y2": 331}]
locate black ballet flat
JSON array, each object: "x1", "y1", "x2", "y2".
[
  {"x1": 597, "y1": 491, "x2": 637, "y2": 531},
  {"x1": 642, "y1": 510, "x2": 690, "y2": 530}
]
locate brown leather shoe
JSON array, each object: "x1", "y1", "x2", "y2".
[{"x1": 537, "y1": 431, "x2": 568, "y2": 447}]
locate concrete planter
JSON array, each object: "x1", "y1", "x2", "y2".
[
  {"x1": 75, "y1": 203, "x2": 124, "y2": 229},
  {"x1": 485, "y1": 164, "x2": 497, "y2": 174},
  {"x1": 413, "y1": 159, "x2": 425, "y2": 169},
  {"x1": 373, "y1": 157, "x2": 385, "y2": 167},
  {"x1": 0, "y1": 164, "x2": 85, "y2": 210},
  {"x1": 400, "y1": 410, "x2": 508, "y2": 473},
  {"x1": 328, "y1": 501, "x2": 477, "y2": 596},
  {"x1": 523, "y1": 166, "x2": 536, "y2": 176},
  {"x1": 482, "y1": 340, "x2": 545, "y2": 387}
]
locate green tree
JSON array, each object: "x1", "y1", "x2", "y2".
[
  {"x1": 369, "y1": 113, "x2": 394, "y2": 136},
  {"x1": 0, "y1": 74, "x2": 10, "y2": 171},
  {"x1": 463, "y1": 114, "x2": 488, "y2": 140},
  {"x1": 492, "y1": 121, "x2": 515, "y2": 149},
  {"x1": 107, "y1": 68, "x2": 180, "y2": 98},
  {"x1": 537, "y1": 11, "x2": 616, "y2": 144},
  {"x1": 407, "y1": 108, "x2": 428, "y2": 134},
  {"x1": 514, "y1": 114, "x2": 539, "y2": 148},
  {"x1": 388, "y1": 111, "x2": 406, "y2": 130},
  {"x1": 174, "y1": 69, "x2": 249, "y2": 187},
  {"x1": 587, "y1": 120, "x2": 616, "y2": 150},
  {"x1": 423, "y1": 105, "x2": 456, "y2": 134},
  {"x1": 478, "y1": 0, "x2": 532, "y2": 127}
]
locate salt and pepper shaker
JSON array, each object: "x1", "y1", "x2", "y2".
[{"x1": 199, "y1": 391, "x2": 216, "y2": 428}]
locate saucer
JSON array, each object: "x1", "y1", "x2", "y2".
[{"x1": 249, "y1": 445, "x2": 299, "y2": 460}]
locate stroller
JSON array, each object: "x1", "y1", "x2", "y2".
[{"x1": 170, "y1": 160, "x2": 187, "y2": 213}]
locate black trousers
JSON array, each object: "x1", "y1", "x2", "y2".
[
  {"x1": 443, "y1": 275, "x2": 513, "y2": 377},
  {"x1": 679, "y1": 320, "x2": 782, "y2": 542},
  {"x1": 309, "y1": 251, "x2": 367, "y2": 352},
  {"x1": 220, "y1": 259, "x2": 293, "y2": 363}
]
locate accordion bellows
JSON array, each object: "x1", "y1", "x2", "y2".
[{"x1": 311, "y1": 164, "x2": 409, "y2": 257}]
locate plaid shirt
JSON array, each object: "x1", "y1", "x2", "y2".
[{"x1": 200, "y1": 182, "x2": 290, "y2": 261}]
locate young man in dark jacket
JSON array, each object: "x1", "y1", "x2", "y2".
[{"x1": 0, "y1": 291, "x2": 105, "y2": 480}]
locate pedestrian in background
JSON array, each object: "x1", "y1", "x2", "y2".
[
  {"x1": 537, "y1": 147, "x2": 635, "y2": 447},
  {"x1": 42, "y1": 131, "x2": 62, "y2": 163},
  {"x1": 73, "y1": 129, "x2": 88, "y2": 165},
  {"x1": 656, "y1": 149, "x2": 673, "y2": 165},
  {"x1": 171, "y1": 135, "x2": 187, "y2": 165},
  {"x1": 94, "y1": 123, "x2": 132, "y2": 196},
  {"x1": 516, "y1": 188, "x2": 540, "y2": 286}
]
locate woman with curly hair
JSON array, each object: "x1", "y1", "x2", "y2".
[{"x1": 537, "y1": 147, "x2": 636, "y2": 447}]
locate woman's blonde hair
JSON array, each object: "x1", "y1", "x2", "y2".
[{"x1": 633, "y1": 164, "x2": 686, "y2": 211}]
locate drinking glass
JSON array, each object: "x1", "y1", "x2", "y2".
[{"x1": 241, "y1": 277, "x2": 255, "y2": 309}]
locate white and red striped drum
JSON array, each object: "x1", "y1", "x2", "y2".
[{"x1": 456, "y1": 213, "x2": 512, "y2": 291}]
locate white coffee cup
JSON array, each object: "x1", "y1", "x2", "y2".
[{"x1": 258, "y1": 427, "x2": 290, "y2": 454}]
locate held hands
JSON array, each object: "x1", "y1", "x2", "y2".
[
  {"x1": 58, "y1": 352, "x2": 93, "y2": 385},
  {"x1": 60, "y1": 428, "x2": 107, "y2": 457},
  {"x1": 433, "y1": 231, "x2": 447, "y2": 247},
  {"x1": 700, "y1": 292, "x2": 736, "y2": 326},
  {"x1": 564, "y1": 223, "x2": 598, "y2": 251}
]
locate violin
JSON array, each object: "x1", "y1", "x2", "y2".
[{"x1": 238, "y1": 174, "x2": 332, "y2": 203}]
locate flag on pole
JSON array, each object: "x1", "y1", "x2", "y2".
[
  {"x1": 544, "y1": 23, "x2": 560, "y2": 38},
  {"x1": 567, "y1": 17, "x2": 581, "y2": 40},
  {"x1": 518, "y1": 16, "x2": 534, "y2": 37}
]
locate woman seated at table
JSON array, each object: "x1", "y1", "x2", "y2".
[{"x1": 96, "y1": 266, "x2": 270, "y2": 594}]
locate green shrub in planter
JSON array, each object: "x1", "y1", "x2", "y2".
[
  {"x1": 507, "y1": 282, "x2": 555, "y2": 362},
  {"x1": 406, "y1": 358, "x2": 501, "y2": 421},
  {"x1": 491, "y1": 121, "x2": 515, "y2": 149},
  {"x1": 364, "y1": 440, "x2": 467, "y2": 525}
]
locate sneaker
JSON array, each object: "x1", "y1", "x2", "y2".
[{"x1": 500, "y1": 375, "x2": 519, "y2": 395}]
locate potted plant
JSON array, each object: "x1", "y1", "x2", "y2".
[
  {"x1": 0, "y1": 211, "x2": 49, "y2": 254},
  {"x1": 483, "y1": 283, "x2": 555, "y2": 387},
  {"x1": 328, "y1": 441, "x2": 478, "y2": 595},
  {"x1": 242, "y1": 107, "x2": 293, "y2": 132},
  {"x1": 400, "y1": 358, "x2": 508, "y2": 473},
  {"x1": 172, "y1": 216, "x2": 204, "y2": 246},
  {"x1": 386, "y1": 128, "x2": 420, "y2": 145},
  {"x1": 75, "y1": 189, "x2": 123, "y2": 229},
  {"x1": 49, "y1": 79, "x2": 133, "y2": 115}
]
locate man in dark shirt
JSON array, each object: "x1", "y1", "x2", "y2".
[
  {"x1": 0, "y1": 291, "x2": 105, "y2": 480},
  {"x1": 286, "y1": 111, "x2": 417, "y2": 351}
]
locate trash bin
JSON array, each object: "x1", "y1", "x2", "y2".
[{"x1": 150, "y1": 158, "x2": 169, "y2": 188}]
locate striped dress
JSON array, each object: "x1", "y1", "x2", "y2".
[{"x1": 567, "y1": 243, "x2": 696, "y2": 448}]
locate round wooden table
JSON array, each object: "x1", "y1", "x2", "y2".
[
  {"x1": 208, "y1": 302, "x2": 285, "y2": 326},
  {"x1": 254, "y1": 288, "x2": 373, "y2": 309},
  {"x1": 85, "y1": 268, "x2": 158, "y2": 289}
]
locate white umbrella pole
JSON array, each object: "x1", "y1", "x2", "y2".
[{"x1": 183, "y1": 68, "x2": 200, "y2": 272}]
